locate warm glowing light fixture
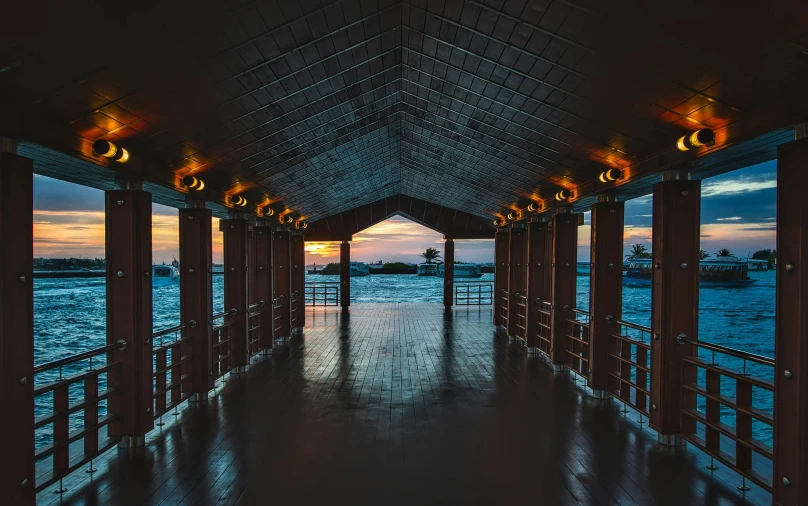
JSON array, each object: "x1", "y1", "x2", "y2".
[
  {"x1": 182, "y1": 175, "x2": 205, "y2": 191},
  {"x1": 295, "y1": 220, "x2": 308, "y2": 230},
  {"x1": 230, "y1": 195, "x2": 248, "y2": 207},
  {"x1": 598, "y1": 168, "x2": 622, "y2": 183},
  {"x1": 93, "y1": 140, "x2": 130, "y2": 163},
  {"x1": 526, "y1": 202, "x2": 539, "y2": 212},
  {"x1": 278, "y1": 214, "x2": 294, "y2": 225},
  {"x1": 555, "y1": 189, "x2": 570, "y2": 201},
  {"x1": 261, "y1": 206, "x2": 275, "y2": 217},
  {"x1": 676, "y1": 129, "x2": 715, "y2": 151},
  {"x1": 493, "y1": 218, "x2": 504, "y2": 226}
]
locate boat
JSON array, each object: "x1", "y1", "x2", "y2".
[
  {"x1": 417, "y1": 263, "x2": 439, "y2": 276},
  {"x1": 437, "y1": 263, "x2": 484, "y2": 278},
  {"x1": 576, "y1": 262, "x2": 590, "y2": 276},
  {"x1": 623, "y1": 257, "x2": 756, "y2": 287},
  {"x1": 746, "y1": 259, "x2": 770, "y2": 271},
  {"x1": 349, "y1": 262, "x2": 370, "y2": 276},
  {"x1": 152, "y1": 264, "x2": 180, "y2": 285}
]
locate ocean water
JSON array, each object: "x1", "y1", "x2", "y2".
[{"x1": 32, "y1": 270, "x2": 775, "y2": 448}]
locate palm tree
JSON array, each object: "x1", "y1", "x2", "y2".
[
  {"x1": 699, "y1": 250, "x2": 709, "y2": 260},
  {"x1": 715, "y1": 248, "x2": 733, "y2": 258},
  {"x1": 420, "y1": 247, "x2": 442, "y2": 264},
  {"x1": 626, "y1": 243, "x2": 650, "y2": 260}
]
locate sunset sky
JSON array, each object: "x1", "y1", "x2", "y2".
[{"x1": 32, "y1": 160, "x2": 776, "y2": 263}]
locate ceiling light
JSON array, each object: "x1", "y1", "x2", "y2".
[
  {"x1": 526, "y1": 202, "x2": 539, "y2": 212},
  {"x1": 555, "y1": 189, "x2": 570, "y2": 201},
  {"x1": 230, "y1": 195, "x2": 247, "y2": 207},
  {"x1": 598, "y1": 168, "x2": 622, "y2": 183},
  {"x1": 676, "y1": 129, "x2": 715, "y2": 151},
  {"x1": 93, "y1": 140, "x2": 129, "y2": 163},
  {"x1": 182, "y1": 175, "x2": 205, "y2": 191}
]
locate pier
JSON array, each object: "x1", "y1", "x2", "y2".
[{"x1": 1, "y1": 1, "x2": 808, "y2": 505}]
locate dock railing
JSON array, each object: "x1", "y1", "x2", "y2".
[
  {"x1": 677, "y1": 335, "x2": 775, "y2": 492},
  {"x1": 290, "y1": 291, "x2": 300, "y2": 328},
  {"x1": 454, "y1": 281, "x2": 493, "y2": 305},
  {"x1": 32, "y1": 340, "x2": 127, "y2": 492},
  {"x1": 534, "y1": 299, "x2": 552, "y2": 357},
  {"x1": 272, "y1": 296, "x2": 284, "y2": 336},
  {"x1": 605, "y1": 316, "x2": 652, "y2": 418},
  {"x1": 247, "y1": 300, "x2": 267, "y2": 356},
  {"x1": 498, "y1": 289, "x2": 509, "y2": 327},
  {"x1": 151, "y1": 320, "x2": 196, "y2": 421},
  {"x1": 211, "y1": 308, "x2": 238, "y2": 380},
  {"x1": 305, "y1": 282, "x2": 340, "y2": 306},
  {"x1": 563, "y1": 306, "x2": 590, "y2": 378},
  {"x1": 513, "y1": 294, "x2": 528, "y2": 339}
]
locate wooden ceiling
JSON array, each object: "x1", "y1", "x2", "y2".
[{"x1": 1, "y1": 0, "x2": 807, "y2": 228}]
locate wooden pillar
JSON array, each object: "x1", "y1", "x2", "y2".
[
  {"x1": 588, "y1": 197, "x2": 624, "y2": 393},
  {"x1": 443, "y1": 238, "x2": 455, "y2": 307},
  {"x1": 494, "y1": 229, "x2": 509, "y2": 327},
  {"x1": 649, "y1": 175, "x2": 700, "y2": 444},
  {"x1": 507, "y1": 226, "x2": 527, "y2": 337},
  {"x1": 106, "y1": 182, "x2": 153, "y2": 447},
  {"x1": 340, "y1": 240, "x2": 350, "y2": 308},
  {"x1": 291, "y1": 233, "x2": 305, "y2": 328},
  {"x1": 0, "y1": 150, "x2": 35, "y2": 505},
  {"x1": 774, "y1": 137, "x2": 808, "y2": 504},
  {"x1": 549, "y1": 211, "x2": 580, "y2": 368},
  {"x1": 525, "y1": 220, "x2": 551, "y2": 348},
  {"x1": 223, "y1": 218, "x2": 248, "y2": 371},
  {"x1": 253, "y1": 225, "x2": 272, "y2": 352},
  {"x1": 179, "y1": 203, "x2": 213, "y2": 398},
  {"x1": 273, "y1": 230, "x2": 291, "y2": 338}
]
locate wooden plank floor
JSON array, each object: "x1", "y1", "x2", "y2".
[{"x1": 40, "y1": 303, "x2": 771, "y2": 505}]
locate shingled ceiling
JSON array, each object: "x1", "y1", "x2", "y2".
[{"x1": 1, "y1": 0, "x2": 807, "y2": 224}]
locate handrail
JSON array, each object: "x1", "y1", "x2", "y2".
[
  {"x1": 304, "y1": 281, "x2": 341, "y2": 284},
  {"x1": 606, "y1": 315, "x2": 651, "y2": 333},
  {"x1": 677, "y1": 335, "x2": 774, "y2": 367},
  {"x1": 34, "y1": 339, "x2": 127, "y2": 374},
  {"x1": 247, "y1": 300, "x2": 266, "y2": 310},
  {"x1": 152, "y1": 320, "x2": 197, "y2": 338},
  {"x1": 562, "y1": 306, "x2": 590, "y2": 318},
  {"x1": 211, "y1": 308, "x2": 238, "y2": 321}
]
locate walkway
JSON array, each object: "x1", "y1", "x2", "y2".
[{"x1": 40, "y1": 304, "x2": 769, "y2": 505}]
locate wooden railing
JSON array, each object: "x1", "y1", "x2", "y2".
[
  {"x1": 534, "y1": 299, "x2": 552, "y2": 357},
  {"x1": 211, "y1": 308, "x2": 238, "y2": 380},
  {"x1": 454, "y1": 281, "x2": 493, "y2": 305},
  {"x1": 678, "y1": 336, "x2": 775, "y2": 492},
  {"x1": 304, "y1": 282, "x2": 340, "y2": 306},
  {"x1": 152, "y1": 320, "x2": 196, "y2": 421},
  {"x1": 513, "y1": 294, "x2": 528, "y2": 340},
  {"x1": 32, "y1": 340, "x2": 126, "y2": 492},
  {"x1": 290, "y1": 291, "x2": 300, "y2": 328},
  {"x1": 563, "y1": 307, "x2": 589, "y2": 378},
  {"x1": 605, "y1": 316, "x2": 652, "y2": 417},
  {"x1": 498, "y1": 289, "x2": 509, "y2": 326},
  {"x1": 272, "y1": 296, "x2": 284, "y2": 336},
  {"x1": 247, "y1": 300, "x2": 267, "y2": 356}
]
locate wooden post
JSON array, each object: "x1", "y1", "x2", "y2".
[
  {"x1": 291, "y1": 233, "x2": 305, "y2": 328},
  {"x1": 494, "y1": 229, "x2": 509, "y2": 328},
  {"x1": 649, "y1": 175, "x2": 700, "y2": 445},
  {"x1": 179, "y1": 203, "x2": 213, "y2": 399},
  {"x1": 253, "y1": 225, "x2": 272, "y2": 353},
  {"x1": 443, "y1": 238, "x2": 455, "y2": 307},
  {"x1": 525, "y1": 220, "x2": 551, "y2": 349},
  {"x1": 773, "y1": 137, "x2": 808, "y2": 505},
  {"x1": 549, "y1": 211, "x2": 580, "y2": 368},
  {"x1": 340, "y1": 240, "x2": 350, "y2": 308},
  {"x1": 0, "y1": 150, "x2": 35, "y2": 505},
  {"x1": 222, "y1": 218, "x2": 248, "y2": 372},
  {"x1": 273, "y1": 230, "x2": 291, "y2": 338},
  {"x1": 588, "y1": 198, "x2": 624, "y2": 394},
  {"x1": 507, "y1": 226, "x2": 527, "y2": 338},
  {"x1": 106, "y1": 182, "x2": 153, "y2": 447}
]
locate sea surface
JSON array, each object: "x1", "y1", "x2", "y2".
[{"x1": 32, "y1": 270, "x2": 775, "y2": 448}]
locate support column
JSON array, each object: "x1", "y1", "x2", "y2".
[
  {"x1": 0, "y1": 149, "x2": 35, "y2": 505},
  {"x1": 223, "y1": 218, "x2": 248, "y2": 372},
  {"x1": 340, "y1": 240, "x2": 350, "y2": 308},
  {"x1": 443, "y1": 237, "x2": 455, "y2": 307},
  {"x1": 525, "y1": 220, "x2": 551, "y2": 349},
  {"x1": 507, "y1": 226, "x2": 527, "y2": 338},
  {"x1": 549, "y1": 210, "x2": 580, "y2": 368},
  {"x1": 493, "y1": 229, "x2": 509, "y2": 328},
  {"x1": 588, "y1": 197, "x2": 624, "y2": 395},
  {"x1": 773, "y1": 137, "x2": 808, "y2": 505},
  {"x1": 106, "y1": 181, "x2": 153, "y2": 447},
  {"x1": 291, "y1": 233, "x2": 305, "y2": 329},
  {"x1": 179, "y1": 202, "x2": 213, "y2": 400},
  {"x1": 253, "y1": 225, "x2": 272, "y2": 353},
  {"x1": 649, "y1": 174, "x2": 700, "y2": 445},
  {"x1": 273, "y1": 230, "x2": 291, "y2": 338}
]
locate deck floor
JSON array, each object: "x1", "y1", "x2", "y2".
[{"x1": 41, "y1": 304, "x2": 769, "y2": 505}]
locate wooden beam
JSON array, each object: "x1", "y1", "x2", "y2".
[
  {"x1": 223, "y1": 219, "x2": 248, "y2": 371},
  {"x1": 494, "y1": 229, "x2": 509, "y2": 328},
  {"x1": 525, "y1": 221, "x2": 551, "y2": 350},
  {"x1": 273, "y1": 230, "x2": 292, "y2": 338},
  {"x1": 549, "y1": 212, "x2": 580, "y2": 368},
  {"x1": 507, "y1": 226, "x2": 527, "y2": 338},
  {"x1": 340, "y1": 241, "x2": 350, "y2": 308},
  {"x1": 443, "y1": 239, "x2": 454, "y2": 308},
  {"x1": 252, "y1": 226, "x2": 273, "y2": 353}
]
